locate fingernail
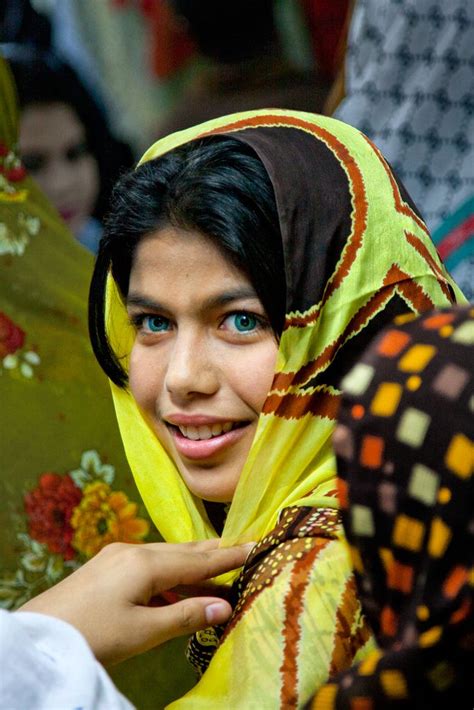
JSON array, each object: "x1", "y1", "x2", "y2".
[
  {"x1": 205, "y1": 602, "x2": 229, "y2": 624},
  {"x1": 241, "y1": 542, "x2": 256, "y2": 552},
  {"x1": 241, "y1": 542, "x2": 256, "y2": 560}
]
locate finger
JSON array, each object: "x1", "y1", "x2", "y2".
[
  {"x1": 136, "y1": 596, "x2": 233, "y2": 648},
  {"x1": 139, "y1": 539, "x2": 222, "y2": 555},
  {"x1": 151, "y1": 544, "x2": 254, "y2": 593}
]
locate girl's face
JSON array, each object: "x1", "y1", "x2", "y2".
[
  {"x1": 127, "y1": 226, "x2": 279, "y2": 503},
  {"x1": 19, "y1": 102, "x2": 99, "y2": 237}
]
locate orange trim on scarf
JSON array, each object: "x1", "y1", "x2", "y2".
[
  {"x1": 362, "y1": 134, "x2": 430, "y2": 237},
  {"x1": 329, "y1": 575, "x2": 371, "y2": 676},
  {"x1": 279, "y1": 540, "x2": 329, "y2": 707},
  {"x1": 263, "y1": 387, "x2": 340, "y2": 420},
  {"x1": 405, "y1": 232, "x2": 455, "y2": 302}
]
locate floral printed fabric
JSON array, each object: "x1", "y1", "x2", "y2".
[
  {"x1": 0, "y1": 310, "x2": 41, "y2": 377},
  {"x1": 0, "y1": 57, "x2": 151, "y2": 608},
  {"x1": 0, "y1": 123, "x2": 40, "y2": 256},
  {"x1": 1, "y1": 451, "x2": 148, "y2": 609},
  {"x1": 0, "y1": 57, "x2": 193, "y2": 708}
]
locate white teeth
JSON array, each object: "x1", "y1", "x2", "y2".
[
  {"x1": 177, "y1": 422, "x2": 236, "y2": 440},
  {"x1": 198, "y1": 425, "x2": 212, "y2": 440},
  {"x1": 186, "y1": 425, "x2": 199, "y2": 440}
]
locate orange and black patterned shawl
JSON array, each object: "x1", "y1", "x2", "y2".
[{"x1": 310, "y1": 306, "x2": 473, "y2": 708}]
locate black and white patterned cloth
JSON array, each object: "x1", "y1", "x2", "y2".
[{"x1": 336, "y1": 0, "x2": 474, "y2": 233}]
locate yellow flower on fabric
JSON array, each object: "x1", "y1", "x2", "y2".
[
  {"x1": 71, "y1": 481, "x2": 149, "y2": 558},
  {"x1": 0, "y1": 189, "x2": 28, "y2": 202}
]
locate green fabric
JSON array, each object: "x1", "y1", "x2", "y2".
[{"x1": 0, "y1": 56, "x2": 192, "y2": 709}]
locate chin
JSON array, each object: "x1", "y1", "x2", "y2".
[
  {"x1": 199, "y1": 492, "x2": 233, "y2": 504},
  {"x1": 184, "y1": 472, "x2": 237, "y2": 504}
]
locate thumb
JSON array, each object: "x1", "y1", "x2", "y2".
[{"x1": 137, "y1": 596, "x2": 233, "y2": 648}]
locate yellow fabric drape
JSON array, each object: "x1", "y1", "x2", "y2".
[{"x1": 106, "y1": 110, "x2": 464, "y2": 559}]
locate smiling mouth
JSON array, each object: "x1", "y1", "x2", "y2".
[
  {"x1": 165, "y1": 420, "x2": 250, "y2": 460},
  {"x1": 168, "y1": 421, "x2": 247, "y2": 440}
]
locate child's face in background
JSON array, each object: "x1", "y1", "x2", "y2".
[{"x1": 19, "y1": 101, "x2": 99, "y2": 237}]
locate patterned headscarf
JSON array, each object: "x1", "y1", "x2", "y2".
[
  {"x1": 105, "y1": 109, "x2": 464, "y2": 557},
  {"x1": 311, "y1": 306, "x2": 473, "y2": 707}
]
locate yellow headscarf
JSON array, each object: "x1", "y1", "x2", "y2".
[{"x1": 105, "y1": 110, "x2": 464, "y2": 556}]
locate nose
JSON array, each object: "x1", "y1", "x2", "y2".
[{"x1": 165, "y1": 330, "x2": 219, "y2": 402}]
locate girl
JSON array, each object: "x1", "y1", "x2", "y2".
[{"x1": 89, "y1": 110, "x2": 463, "y2": 707}]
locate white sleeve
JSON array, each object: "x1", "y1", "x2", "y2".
[{"x1": 0, "y1": 609, "x2": 135, "y2": 710}]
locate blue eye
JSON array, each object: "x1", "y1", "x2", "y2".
[
  {"x1": 226, "y1": 312, "x2": 259, "y2": 333},
  {"x1": 143, "y1": 315, "x2": 170, "y2": 332}
]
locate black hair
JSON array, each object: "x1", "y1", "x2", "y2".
[
  {"x1": 89, "y1": 136, "x2": 286, "y2": 388},
  {"x1": 6, "y1": 47, "x2": 133, "y2": 220}
]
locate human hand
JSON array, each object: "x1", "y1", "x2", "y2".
[{"x1": 18, "y1": 539, "x2": 252, "y2": 665}]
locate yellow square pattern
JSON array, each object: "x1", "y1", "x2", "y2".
[
  {"x1": 408, "y1": 464, "x2": 439, "y2": 505},
  {"x1": 352, "y1": 505, "x2": 375, "y2": 536},
  {"x1": 394, "y1": 313, "x2": 417, "y2": 325},
  {"x1": 451, "y1": 321, "x2": 474, "y2": 345},
  {"x1": 392, "y1": 514, "x2": 425, "y2": 551},
  {"x1": 380, "y1": 670, "x2": 408, "y2": 698},
  {"x1": 341, "y1": 362, "x2": 375, "y2": 395},
  {"x1": 398, "y1": 344, "x2": 436, "y2": 372},
  {"x1": 379, "y1": 547, "x2": 394, "y2": 571},
  {"x1": 445, "y1": 433, "x2": 474, "y2": 479},
  {"x1": 419, "y1": 625, "x2": 442, "y2": 648},
  {"x1": 396, "y1": 407, "x2": 431, "y2": 448},
  {"x1": 428, "y1": 517, "x2": 452, "y2": 558},
  {"x1": 370, "y1": 382, "x2": 403, "y2": 417},
  {"x1": 350, "y1": 545, "x2": 364, "y2": 573},
  {"x1": 359, "y1": 650, "x2": 383, "y2": 676},
  {"x1": 312, "y1": 683, "x2": 337, "y2": 710}
]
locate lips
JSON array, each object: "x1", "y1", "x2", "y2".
[
  {"x1": 165, "y1": 419, "x2": 250, "y2": 460},
  {"x1": 59, "y1": 208, "x2": 77, "y2": 222}
]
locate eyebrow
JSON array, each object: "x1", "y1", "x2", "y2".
[{"x1": 126, "y1": 287, "x2": 260, "y2": 312}]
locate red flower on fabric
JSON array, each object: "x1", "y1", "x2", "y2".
[
  {"x1": 24, "y1": 473, "x2": 83, "y2": 560},
  {"x1": 0, "y1": 312, "x2": 25, "y2": 357}
]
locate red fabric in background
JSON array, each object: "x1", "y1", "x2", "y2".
[
  {"x1": 111, "y1": 0, "x2": 196, "y2": 78},
  {"x1": 112, "y1": 0, "x2": 350, "y2": 80},
  {"x1": 301, "y1": 0, "x2": 350, "y2": 78}
]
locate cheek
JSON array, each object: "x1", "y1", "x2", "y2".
[
  {"x1": 128, "y1": 346, "x2": 163, "y2": 416},
  {"x1": 77, "y1": 157, "x2": 100, "y2": 209},
  {"x1": 232, "y1": 342, "x2": 278, "y2": 413},
  {"x1": 31, "y1": 168, "x2": 51, "y2": 195}
]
